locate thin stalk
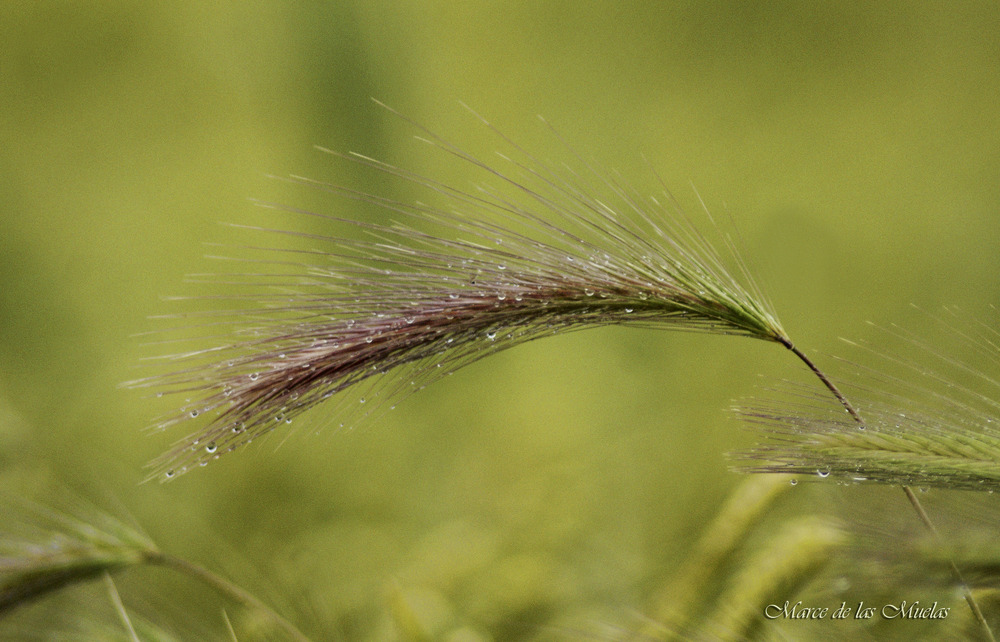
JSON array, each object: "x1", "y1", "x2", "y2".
[
  {"x1": 103, "y1": 571, "x2": 140, "y2": 642},
  {"x1": 902, "y1": 485, "x2": 993, "y2": 639},
  {"x1": 780, "y1": 339, "x2": 863, "y2": 425},
  {"x1": 146, "y1": 552, "x2": 311, "y2": 642},
  {"x1": 781, "y1": 339, "x2": 995, "y2": 641}
]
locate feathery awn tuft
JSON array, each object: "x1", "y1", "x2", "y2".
[{"x1": 132, "y1": 103, "x2": 787, "y2": 481}]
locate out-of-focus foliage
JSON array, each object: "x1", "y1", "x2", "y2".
[{"x1": 3, "y1": 2, "x2": 1000, "y2": 639}]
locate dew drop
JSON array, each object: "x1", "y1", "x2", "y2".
[
  {"x1": 497, "y1": 264, "x2": 506, "y2": 270},
  {"x1": 189, "y1": 410, "x2": 199, "y2": 418},
  {"x1": 449, "y1": 293, "x2": 459, "y2": 300},
  {"x1": 205, "y1": 443, "x2": 217, "y2": 454},
  {"x1": 486, "y1": 331, "x2": 497, "y2": 341},
  {"x1": 625, "y1": 308, "x2": 633, "y2": 313},
  {"x1": 497, "y1": 293, "x2": 506, "y2": 301},
  {"x1": 365, "y1": 336, "x2": 373, "y2": 343},
  {"x1": 359, "y1": 397, "x2": 366, "y2": 404},
  {"x1": 789, "y1": 478, "x2": 798, "y2": 486},
  {"x1": 249, "y1": 372, "x2": 259, "y2": 381},
  {"x1": 584, "y1": 288, "x2": 595, "y2": 297},
  {"x1": 817, "y1": 469, "x2": 830, "y2": 478},
  {"x1": 164, "y1": 470, "x2": 175, "y2": 479}
]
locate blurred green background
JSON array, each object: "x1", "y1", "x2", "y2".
[{"x1": 2, "y1": 2, "x2": 1000, "y2": 639}]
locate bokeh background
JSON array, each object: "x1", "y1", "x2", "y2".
[{"x1": 3, "y1": 2, "x2": 1000, "y2": 639}]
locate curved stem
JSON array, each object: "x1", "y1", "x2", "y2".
[
  {"x1": 781, "y1": 339, "x2": 995, "y2": 641},
  {"x1": 146, "y1": 552, "x2": 311, "y2": 642},
  {"x1": 780, "y1": 339, "x2": 863, "y2": 425}
]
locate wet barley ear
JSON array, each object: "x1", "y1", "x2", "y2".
[{"x1": 130, "y1": 102, "x2": 789, "y2": 481}]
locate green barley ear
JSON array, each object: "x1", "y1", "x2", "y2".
[
  {"x1": 0, "y1": 498, "x2": 310, "y2": 640},
  {"x1": 0, "y1": 502, "x2": 158, "y2": 615},
  {"x1": 735, "y1": 309, "x2": 1000, "y2": 492},
  {"x1": 699, "y1": 515, "x2": 846, "y2": 640},
  {"x1": 738, "y1": 397, "x2": 1000, "y2": 490},
  {"x1": 131, "y1": 101, "x2": 788, "y2": 480},
  {"x1": 638, "y1": 474, "x2": 794, "y2": 639}
]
